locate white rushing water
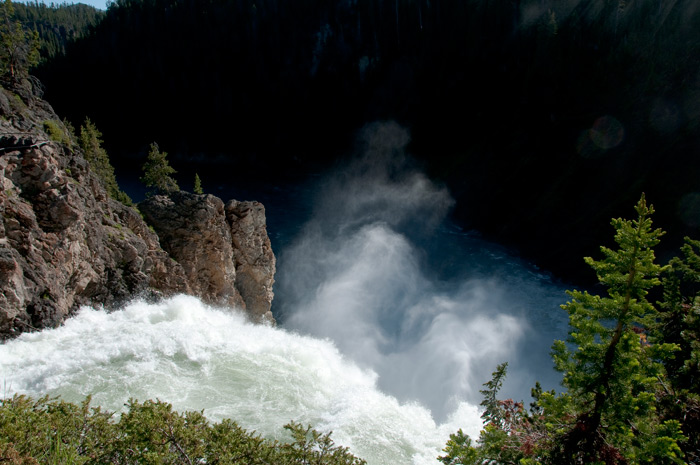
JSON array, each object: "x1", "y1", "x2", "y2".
[
  {"x1": 0, "y1": 295, "x2": 483, "y2": 464},
  {"x1": 1, "y1": 123, "x2": 573, "y2": 464},
  {"x1": 273, "y1": 123, "x2": 570, "y2": 421}
]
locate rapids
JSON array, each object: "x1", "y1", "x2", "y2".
[
  {"x1": 1, "y1": 123, "x2": 575, "y2": 463},
  {"x1": 0, "y1": 295, "x2": 482, "y2": 464}
]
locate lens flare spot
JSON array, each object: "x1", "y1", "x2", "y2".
[
  {"x1": 589, "y1": 115, "x2": 624, "y2": 150},
  {"x1": 576, "y1": 116, "x2": 625, "y2": 158}
]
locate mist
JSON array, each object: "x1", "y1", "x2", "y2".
[{"x1": 276, "y1": 121, "x2": 569, "y2": 421}]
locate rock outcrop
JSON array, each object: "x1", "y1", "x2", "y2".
[
  {"x1": 139, "y1": 193, "x2": 276, "y2": 323},
  {"x1": 226, "y1": 200, "x2": 276, "y2": 322},
  {"x1": 0, "y1": 86, "x2": 276, "y2": 339}
]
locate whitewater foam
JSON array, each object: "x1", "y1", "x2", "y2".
[{"x1": 0, "y1": 295, "x2": 482, "y2": 464}]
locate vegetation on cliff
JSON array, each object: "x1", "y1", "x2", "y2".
[
  {"x1": 0, "y1": 0, "x2": 39, "y2": 88},
  {"x1": 440, "y1": 197, "x2": 699, "y2": 464},
  {"x1": 79, "y1": 117, "x2": 133, "y2": 205},
  {"x1": 0, "y1": 0, "x2": 275, "y2": 336},
  {"x1": 140, "y1": 142, "x2": 179, "y2": 196}
]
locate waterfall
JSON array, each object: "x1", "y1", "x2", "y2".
[
  {"x1": 1, "y1": 123, "x2": 572, "y2": 464},
  {"x1": 0, "y1": 295, "x2": 482, "y2": 464}
]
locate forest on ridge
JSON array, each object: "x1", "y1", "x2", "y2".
[{"x1": 27, "y1": 0, "x2": 700, "y2": 283}]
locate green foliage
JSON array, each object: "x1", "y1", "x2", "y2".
[
  {"x1": 140, "y1": 142, "x2": 179, "y2": 196},
  {"x1": 438, "y1": 429, "x2": 479, "y2": 465},
  {"x1": 193, "y1": 172, "x2": 203, "y2": 194},
  {"x1": 548, "y1": 195, "x2": 675, "y2": 461},
  {"x1": 478, "y1": 362, "x2": 508, "y2": 428},
  {"x1": 79, "y1": 118, "x2": 132, "y2": 206},
  {"x1": 0, "y1": 395, "x2": 366, "y2": 464},
  {"x1": 204, "y1": 418, "x2": 274, "y2": 464},
  {"x1": 0, "y1": 0, "x2": 39, "y2": 88},
  {"x1": 11, "y1": 1, "x2": 103, "y2": 61},
  {"x1": 0, "y1": 395, "x2": 114, "y2": 464},
  {"x1": 547, "y1": 195, "x2": 686, "y2": 463},
  {"x1": 474, "y1": 363, "x2": 534, "y2": 464},
  {"x1": 43, "y1": 119, "x2": 71, "y2": 145},
  {"x1": 652, "y1": 237, "x2": 700, "y2": 463},
  {"x1": 656, "y1": 237, "x2": 700, "y2": 390},
  {"x1": 441, "y1": 196, "x2": 688, "y2": 465},
  {"x1": 280, "y1": 421, "x2": 367, "y2": 465},
  {"x1": 107, "y1": 398, "x2": 209, "y2": 463}
]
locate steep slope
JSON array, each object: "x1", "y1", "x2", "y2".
[
  {"x1": 0, "y1": 86, "x2": 275, "y2": 339},
  {"x1": 12, "y1": 2, "x2": 104, "y2": 60}
]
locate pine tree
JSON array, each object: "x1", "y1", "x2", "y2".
[
  {"x1": 0, "y1": 0, "x2": 39, "y2": 87},
  {"x1": 440, "y1": 196, "x2": 687, "y2": 464},
  {"x1": 79, "y1": 118, "x2": 132, "y2": 206},
  {"x1": 193, "y1": 173, "x2": 203, "y2": 194},
  {"x1": 140, "y1": 142, "x2": 179, "y2": 196},
  {"x1": 653, "y1": 237, "x2": 700, "y2": 462},
  {"x1": 546, "y1": 194, "x2": 683, "y2": 463},
  {"x1": 12, "y1": 2, "x2": 104, "y2": 60}
]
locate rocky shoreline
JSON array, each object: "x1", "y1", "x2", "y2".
[{"x1": 0, "y1": 86, "x2": 276, "y2": 340}]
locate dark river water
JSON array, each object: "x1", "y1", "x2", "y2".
[{"x1": 213, "y1": 148, "x2": 573, "y2": 418}]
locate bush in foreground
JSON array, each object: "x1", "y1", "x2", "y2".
[{"x1": 0, "y1": 395, "x2": 366, "y2": 464}]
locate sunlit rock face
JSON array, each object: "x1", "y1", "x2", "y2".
[
  {"x1": 0, "y1": 88, "x2": 189, "y2": 338},
  {"x1": 139, "y1": 192, "x2": 243, "y2": 311},
  {"x1": 226, "y1": 200, "x2": 276, "y2": 323},
  {"x1": 0, "y1": 87, "x2": 276, "y2": 338},
  {"x1": 139, "y1": 193, "x2": 277, "y2": 323}
]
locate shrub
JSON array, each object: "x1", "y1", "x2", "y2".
[
  {"x1": 0, "y1": 395, "x2": 367, "y2": 464},
  {"x1": 42, "y1": 119, "x2": 71, "y2": 145}
]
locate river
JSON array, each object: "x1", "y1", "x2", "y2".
[{"x1": 0, "y1": 125, "x2": 574, "y2": 463}]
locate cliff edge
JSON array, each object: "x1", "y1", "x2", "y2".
[
  {"x1": 139, "y1": 193, "x2": 276, "y2": 323},
  {"x1": 0, "y1": 86, "x2": 275, "y2": 339}
]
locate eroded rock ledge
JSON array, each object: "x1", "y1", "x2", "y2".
[
  {"x1": 139, "y1": 193, "x2": 275, "y2": 323},
  {"x1": 0, "y1": 87, "x2": 275, "y2": 340}
]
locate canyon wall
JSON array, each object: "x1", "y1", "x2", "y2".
[{"x1": 0, "y1": 86, "x2": 275, "y2": 339}]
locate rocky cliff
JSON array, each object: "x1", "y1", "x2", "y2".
[
  {"x1": 0, "y1": 86, "x2": 275, "y2": 339},
  {"x1": 139, "y1": 193, "x2": 276, "y2": 323}
]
